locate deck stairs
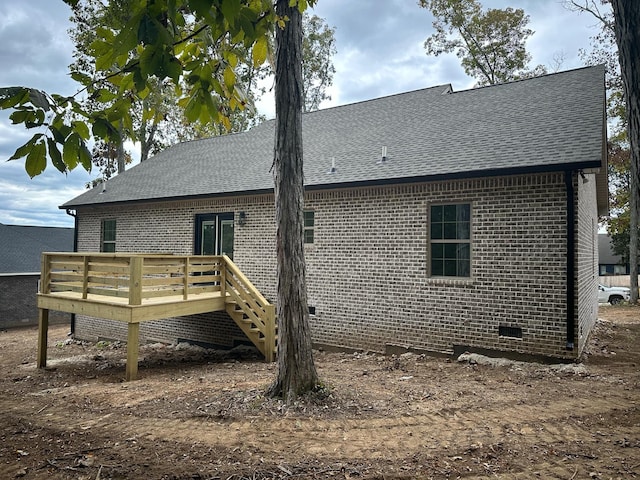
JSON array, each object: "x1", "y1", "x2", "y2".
[{"x1": 222, "y1": 255, "x2": 277, "y2": 361}]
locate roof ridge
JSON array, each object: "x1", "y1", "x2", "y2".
[
  {"x1": 449, "y1": 64, "x2": 605, "y2": 95},
  {"x1": 299, "y1": 84, "x2": 454, "y2": 116}
]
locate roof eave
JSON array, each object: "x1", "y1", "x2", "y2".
[{"x1": 61, "y1": 161, "x2": 603, "y2": 210}]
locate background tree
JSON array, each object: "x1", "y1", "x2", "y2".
[
  {"x1": 568, "y1": 0, "x2": 639, "y2": 303},
  {"x1": 68, "y1": 0, "x2": 132, "y2": 179},
  {"x1": 566, "y1": 2, "x2": 625, "y2": 136},
  {"x1": 0, "y1": 0, "x2": 321, "y2": 399},
  {"x1": 610, "y1": 0, "x2": 640, "y2": 303},
  {"x1": 69, "y1": 0, "x2": 266, "y2": 178},
  {"x1": 70, "y1": 1, "x2": 334, "y2": 182},
  {"x1": 301, "y1": 14, "x2": 336, "y2": 112},
  {"x1": 607, "y1": 142, "x2": 636, "y2": 262},
  {"x1": 419, "y1": 0, "x2": 546, "y2": 86}
]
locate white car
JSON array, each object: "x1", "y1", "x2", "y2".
[{"x1": 598, "y1": 284, "x2": 631, "y2": 304}]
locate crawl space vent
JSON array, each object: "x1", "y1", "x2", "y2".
[{"x1": 499, "y1": 326, "x2": 523, "y2": 339}]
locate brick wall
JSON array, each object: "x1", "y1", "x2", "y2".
[
  {"x1": 0, "y1": 276, "x2": 71, "y2": 329},
  {"x1": 576, "y1": 172, "x2": 599, "y2": 354},
  {"x1": 73, "y1": 172, "x2": 597, "y2": 359}
]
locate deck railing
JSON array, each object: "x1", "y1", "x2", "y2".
[
  {"x1": 41, "y1": 253, "x2": 225, "y2": 305},
  {"x1": 39, "y1": 252, "x2": 276, "y2": 362},
  {"x1": 222, "y1": 255, "x2": 276, "y2": 361}
]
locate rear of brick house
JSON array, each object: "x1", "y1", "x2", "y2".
[{"x1": 61, "y1": 66, "x2": 608, "y2": 360}]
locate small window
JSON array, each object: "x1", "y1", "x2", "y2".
[
  {"x1": 429, "y1": 204, "x2": 470, "y2": 277},
  {"x1": 102, "y1": 219, "x2": 116, "y2": 252},
  {"x1": 304, "y1": 211, "x2": 314, "y2": 244}
]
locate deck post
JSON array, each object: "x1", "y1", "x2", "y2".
[
  {"x1": 37, "y1": 308, "x2": 49, "y2": 368},
  {"x1": 128, "y1": 256, "x2": 143, "y2": 306},
  {"x1": 126, "y1": 322, "x2": 140, "y2": 381},
  {"x1": 40, "y1": 253, "x2": 51, "y2": 294},
  {"x1": 264, "y1": 304, "x2": 276, "y2": 362}
]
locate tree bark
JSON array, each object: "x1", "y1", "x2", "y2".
[
  {"x1": 267, "y1": 0, "x2": 319, "y2": 402},
  {"x1": 611, "y1": 0, "x2": 640, "y2": 303}
]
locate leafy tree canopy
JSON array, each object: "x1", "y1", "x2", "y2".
[
  {"x1": 0, "y1": 0, "x2": 291, "y2": 177},
  {"x1": 419, "y1": 0, "x2": 546, "y2": 86},
  {"x1": 564, "y1": 1, "x2": 624, "y2": 139}
]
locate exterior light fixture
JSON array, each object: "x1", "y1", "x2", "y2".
[{"x1": 238, "y1": 211, "x2": 246, "y2": 226}]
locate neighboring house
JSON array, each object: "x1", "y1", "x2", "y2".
[
  {"x1": 598, "y1": 233, "x2": 631, "y2": 277},
  {"x1": 598, "y1": 233, "x2": 630, "y2": 275},
  {"x1": 60, "y1": 66, "x2": 607, "y2": 360},
  {"x1": 0, "y1": 223, "x2": 74, "y2": 329},
  {"x1": 598, "y1": 233, "x2": 640, "y2": 289}
]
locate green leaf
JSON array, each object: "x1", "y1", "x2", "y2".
[
  {"x1": 98, "y1": 89, "x2": 117, "y2": 103},
  {"x1": 47, "y1": 137, "x2": 66, "y2": 173},
  {"x1": 221, "y1": 0, "x2": 241, "y2": 26},
  {"x1": 78, "y1": 143, "x2": 92, "y2": 171},
  {"x1": 189, "y1": 0, "x2": 215, "y2": 23},
  {"x1": 92, "y1": 117, "x2": 119, "y2": 142},
  {"x1": 50, "y1": 115, "x2": 72, "y2": 144},
  {"x1": 24, "y1": 109, "x2": 45, "y2": 129},
  {"x1": 73, "y1": 120, "x2": 91, "y2": 141},
  {"x1": 9, "y1": 109, "x2": 31, "y2": 125},
  {"x1": 70, "y1": 71, "x2": 93, "y2": 86},
  {"x1": 25, "y1": 140, "x2": 46, "y2": 178},
  {"x1": 133, "y1": 67, "x2": 147, "y2": 92},
  {"x1": 223, "y1": 66, "x2": 236, "y2": 92},
  {"x1": 166, "y1": 57, "x2": 182, "y2": 83},
  {"x1": 95, "y1": 50, "x2": 115, "y2": 72},
  {"x1": 8, "y1": 134, "x2": 42, "y2": 161},
  {"x1": 114, "y1": 19, "x2": 139, "y2": 54},
  {"x1": 240, "y1": 15, "x2": 256, "y2": 46},
  {"x1": 28, "y1": 89, "x2": 50, "y2": 111},
  {"x1": 138, "y1": 13, "x2": 158, "y2": 44},
  {"x1": 51, "y1": 94, "x2": 72, "y2": 107},
  {"x1": 140, "y1": 44, "x2": 163, "y2": 77},
  {"x1": 225, "y1": 51, "x2": 238, "y2": 68},
  {"x1": 252, "y1": 36, "x2": 268, "y2": 67},
  {"x1": 184, "y1": 92, "x2": 202, "y2": 123},
  {"x1": 0, "y1": 87, "x2": 29, "y2": 109},
  {"x1": 122, "y1": 110, "x2": 134, "y2": 136},
  {"x1": 62, "y1": 133, "x2": 80, "y2": 170}
]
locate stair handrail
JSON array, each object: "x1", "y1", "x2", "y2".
[
  {"x1": 222, "y1": 255, "x2": 270, "y2": 307},
  {"x1": 222, "y1": 255, "x2": 276, "y2": 361}
]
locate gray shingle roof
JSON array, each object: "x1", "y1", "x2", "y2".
[
  {"x1": 0, "y1": 223, "x2": 74, "y2": 274},
  {"x1": 62, "y1": 66, "x2": 606, "y2": 209}
]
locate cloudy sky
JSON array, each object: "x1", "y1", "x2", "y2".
[{"x1": 0, "y1": 0, "x2": 606, "y2": 228}]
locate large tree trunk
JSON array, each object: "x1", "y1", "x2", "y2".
[
  {"x1": 267, "y1": 0, "x2": 319, "y2": 402},
  {"x1": 611, "y1": 0, "x2": 640, "y2": 303}
]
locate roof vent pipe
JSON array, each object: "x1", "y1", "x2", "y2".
[
  {"x1": 379, "y1": 146, "x2": 388, "y2": 164},
  {"x1": 328, "y1": 157, "x2": 337, "y2": 174}
]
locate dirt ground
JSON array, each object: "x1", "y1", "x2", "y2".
[{"x1": 1, "y1": 306, "x2": 639, "y2": 480}]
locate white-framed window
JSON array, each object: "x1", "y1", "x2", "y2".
[
  {"x1": 429, "y1": 203, "x2": 471, "y2": 277},
  {"x1": 304, "y1": 210, "x2": 315, "y2": 244},
  {"x1": 101, "y1": 219, "x2": 116, "y2": 252}
]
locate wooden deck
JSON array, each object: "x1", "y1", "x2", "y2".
[{"x1": 37, "y1": 253, "x2": 276, "y2": 381}]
